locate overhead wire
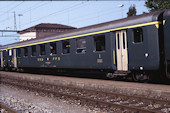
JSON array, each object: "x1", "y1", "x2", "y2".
[
  {"x1": 0, "y1": 1, "x2": 146, "y2": 44},
  {"x1": 0, "y1": 1, "x2": 24, "y2": 29},
  {"x1": 0, "y1": 2, "x2": 16, "y2": 11},
  {"x1": 57, "y1": 5, "x2": 122, "y2": 25},
  {"x1": 0, "y1": 1, "x2": 24, "y2": 17},
  {"x1": 0, "y1": 1, "x2": 49, "y2": 25},
  {"x1": 19, "y1": 1, "x2": 44, "y2": 14},
  {"x1": 0, "y1": 2, "x2": 80, "y2": 30},
  {"x1": 21, "y1": 1, "x2": 90, "y2": 28},
  {"x1": 0, "y1": 4, "x2": 144, "y2": 39},
  {"x1": 59, "y1": 3, "x2": 144, "y2": 27},
  {"x1": 0, "y1": 1, "x2": 145, "y2": 27}
]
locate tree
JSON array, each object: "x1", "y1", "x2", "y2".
[
  {"x1": 145, "y1": 0, "x2": 170, "y2": 12},
  {"x1": 127, "y1": 5, "x2": 137, "y2": 17}
]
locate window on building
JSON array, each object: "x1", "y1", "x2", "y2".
[
  {"x1": 24, "y1": 47, "x2": 28, "y2": 56},
  {"x1": 17, "y1": 48, "x2": 21, "y2": 57},
  {"x1": 31, "y1": 46, "x2": 36, "y2": 56},
  {"x1": 50, "y1": 42, "x2": 57, "y2": 55},
  {"x1": 76, "y1": 38, "x2": 86, "y2": 53},
  {"x1": 9, "y1": 49, "x2": 12, "y2": 56},
  {"x1": 133, "y1": 28, "x2": 143, "y2": 43},
  {"x1": 40, "y1": 44, "x2": 46, "y2": 55},
  {"x1": 94, "y1": 35, "x2": 105, "y2": 51},
  {"x1": 62, "y1": 40, "x2": 70, "y2": 54}
]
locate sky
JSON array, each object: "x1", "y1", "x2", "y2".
[{"x1": 0, "y1": 0, "x2": 149, "y2": 45}]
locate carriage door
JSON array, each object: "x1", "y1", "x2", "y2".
[
  {"x1": 13, "y1": 49, "x2": 17, "y2": 68},
  {"x1": 1, "y1": 51, "x2": 3, "y2": 68},
  {"x1": 116, "y1": 30, "x2": 128, "y2": 71}
]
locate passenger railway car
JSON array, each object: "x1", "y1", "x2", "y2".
[{"x1": 0, "y1": 9, "x2": 170, "y2": 82}]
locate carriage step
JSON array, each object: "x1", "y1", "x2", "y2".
[
  {"x1": 113, "y1": 71, "x2": 131, "y2": 76},
  {"x1": 106, "y1": 71, "x2": 131, "y2": 78}
]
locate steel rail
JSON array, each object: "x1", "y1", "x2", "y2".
[
  {"x1": 1, "y1": 81, "x2": 158, "y2": 113},
  {"x1": 0, "y1": 102, "x2": 19, "y2": 113},
  {"x1": 2, "y1": 76, "x2": 169, "y2": 105},
  {"x1": 1, "y1": 76, "x2": 169, "y2": 113}
]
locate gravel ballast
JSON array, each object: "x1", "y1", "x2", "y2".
[{"x1": 0, "y1": 84, "x2": 97, "y2": 113}]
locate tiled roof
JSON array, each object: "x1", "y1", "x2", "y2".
[
  {"x1": 18, "y1": 23, "x2": 76, "y2": 34},
  {"x1": 34, "y1": 23, "x2": 76, "y2": 29}
]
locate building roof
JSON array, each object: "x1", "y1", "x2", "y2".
[{"x1": 18, "y1": 23, "x2": 77, "y2": 34}]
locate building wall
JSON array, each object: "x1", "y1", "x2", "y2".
[{"x1": 20, "y1": 32, "x2": 36, "y2": 41}]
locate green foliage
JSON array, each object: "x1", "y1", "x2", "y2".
[
  {"x1": 145, "y1": 0, "x2": 170, "y2": 12},
  {"x1": 127, "y1": 5, "x2": 137, "y2": 17}
]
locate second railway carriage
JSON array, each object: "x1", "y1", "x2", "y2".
[{"x1": 0, "y1": 9, "x2": 170, "y2": 82}]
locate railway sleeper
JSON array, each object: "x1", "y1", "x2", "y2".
[{"x1": 1, "y1": 74, "x2": 169, "y2": 112}]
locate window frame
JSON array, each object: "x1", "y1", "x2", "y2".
[
  {"x1": 62, "y1": 40, "x2": 70, "y2": 55},
  {"x1": 133, "y1": 28, "x2": 143, "y2": 44},
  {"x1": 17, "y1": 48, "x2": 21, "y2": 58},
  {"x1": 50, "y1": 42, "x2": 57, "y2": 56},
  {"x1": 40, "y1": 44, "x2": 46, "y2": 56},
  {"x1": 93, "y1": 34, "x2": 106, "y2": 52},
  {"x1": 122, "y1": 32, "x2": 126, "y2": 49},
  {"x1": 117, "y1": 33, "x2": 120, "y2": 50},
  {"x1": 8, "y1": 49, "x2": 12, "y2": 56},
  {"x1": 31, "y1": 45, "x2": 36, "y2": 57},
  {"x1": 23, "y1": 47, "x2": 28, "y2": 57},
  {"x1": 76, "y1": 38, "x2": 86, "y2": 54}
]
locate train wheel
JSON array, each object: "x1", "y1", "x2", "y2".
[
  {"x1": 6, "y1": 68, "x2": 12, "y2": 71},
  {"x1": 16, "y1": 68, "x2": 24, "y2": 72},
  {"x1": 5, "y1": 68, "x2": 8, "y2": 71},
  {"x1": 20, "y1": 68, "x2": 24, "y2": 72},
  {"x1": 16, "y1": 68, "x2": 20, "y2": 72},
  {"x1": 132, "y1": 72, "x2": 151, "y2": 82}
]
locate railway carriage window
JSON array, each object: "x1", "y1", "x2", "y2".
[
  {"x1": 50, "y1": 42, "x2": 57, "y2": 55},
  {"x1": 117, "y1": 34, "x2": 120, "y2": 49},
  {"x1": 9, "y1": 49, "x2": 12, "y2": 56},
  {"x1": 17, "y1": 48, "x2": 21, "y2": 57},
  {"x1": 40, "y1": 44, "x2": 46, "y2": 55},
  {"x1": 123, "y1": 32, "x2": 126, "y2": 49},
  {"x1": 24, "y1": 47, "x2": 28, "y2": 56},
  {"x1": 62, "y1": 40, "x2": 70, "y2": 54},
  {"x1": 76, "y1": 38, "x2": 86, "y2": 53},
  {"x1": 31, "y1": 46, "x2": 36, "y2": 56},
  {"x1": 133, "y1": 28, "x2": 143, "y2": 43},
  {"x1": 94, "y1": 35, "x2": 105, "y2": 51}
]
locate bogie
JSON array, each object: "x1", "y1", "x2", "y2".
[{"x1": 132, "y1": 71, "x2": 152, "y2": 83}]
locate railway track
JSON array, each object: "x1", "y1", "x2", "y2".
[
  {"x1": 1, "y1": 76, "x2": 170, "y2": 113},
  {"x1": 0, "y1": 102, "x2": 19, "y2": 113}
]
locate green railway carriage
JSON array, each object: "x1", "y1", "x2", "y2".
[{"x1": 0, "y1": 9, "x2": 170, "y2": 82}]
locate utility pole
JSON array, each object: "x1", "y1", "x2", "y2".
[
  {"x1": 13, "y1": 11, "x2": 17, "y2": 30},
  {"x1": 18, "y1": 14, "x2": 23, "y2": 30},
  {"x1": 118, "y1": 4, "x2": 124, "y2": 18}
]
